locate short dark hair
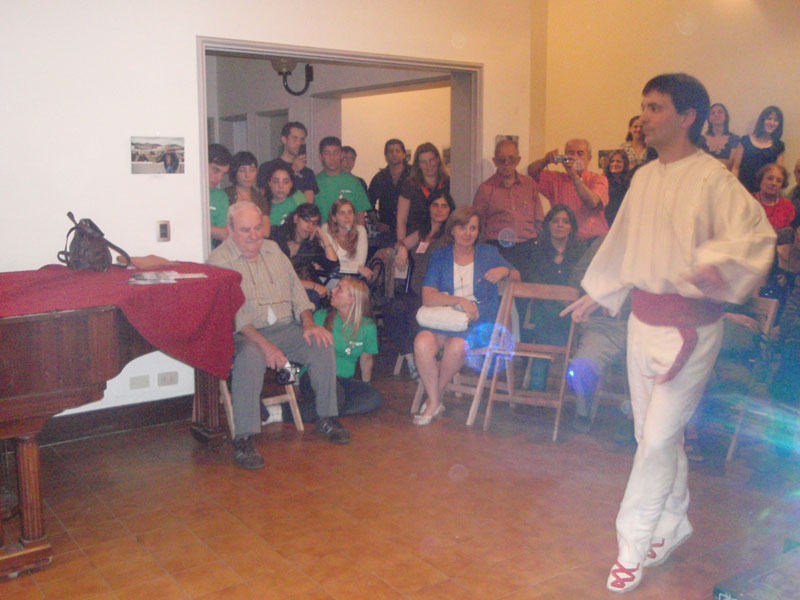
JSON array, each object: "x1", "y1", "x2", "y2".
[
  {"x1": 281, "y1": 121, "x2": 307, "y2": 138},
  {"x1": 755, "y1": 163, "x2": 789, "y2": 190},
  {"x1": 228, "y1": 151, "x2": 258, "y2": 185},
  {"x1": 753, "y1": 106, "x2": 783, "y2": 141},
  {"x1": 342, "y1": 146, "x2": 356, "y2": 157},
  {"x1": 208, "y1": 143, "x2": 232, "y2": 166},
  {"x1": 319, "y1": 136, "x2": 342, "y2": 154},
  {"x1": 384, "y1": 138, "x2": 406, "y2": 156},
  {"x1": 642, "y1": 73, "x2": 709, "y2": 144},
  {"x1": 705, "y1": 103, "x2": 731, "y2": 136}
]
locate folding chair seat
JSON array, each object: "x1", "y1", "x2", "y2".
[
  {"x1": 466, "y1": 281, "x2": 579, "y2": 441},
  {"x1": 219, "y1": 369, "x2": 304, "y2": 438}
]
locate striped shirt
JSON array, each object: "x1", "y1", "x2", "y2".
[{"x1": 208, "y1": 238, "x2": 314, "y2": 332}]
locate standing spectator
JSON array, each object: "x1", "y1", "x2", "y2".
[
  {"x1": 527, "y1": 139, "x2": 609, "y2": 242},
  {"x1": 368, "y1": 138, "x2": 411, "y2": 245},
  {"x1": 340, "y1": 146, "x2": 368, "y2": 193},
  {"x1": 263, "y1": 164, "x2": 305, "y2": 227},
  {"x1": 621, "y1": 116, "x2": 648, "y2": 168},
  {"x1": 315, "y1": 136, "x2": 372, "y2": 224},
  {"x1": 397, "y1": 143, "x2": 452, "y2": 243},
  {"x1": 603, "y1": 149, "x2": 631, "y2": 227},
  {"x1": 473, "y1": 138, "x2": 544, "y2": 262},
  {"x1": 225, "y1": 151, "x2": 270, "y2": 237},
  {"x1": 256, "y1": 121, "x2": 319, "y2": 204},
  {"x1": 208, "y1": 143, "x2": 232, "y2": 248},
  {"x1": 700, "y1": 102, "x2": 740, "y2": 170},
  {"x1": 733, "y1": 105, "x2": 785, "y2": 193}
]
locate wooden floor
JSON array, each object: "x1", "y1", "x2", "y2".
[{"x1": 1, "y1": 357, "x2": 799, "y2": 600}]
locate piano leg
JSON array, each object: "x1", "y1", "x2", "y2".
[
  {"x1": 0, "y1": 436, "x2": 51, "y2": 577},
  {"x1": 190, "y1": 370, "x2": 226, "y2": 447}
]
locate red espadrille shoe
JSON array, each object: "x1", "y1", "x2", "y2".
[{"x1": 607, "y1": 560, "x2": 642, "y2": 593}]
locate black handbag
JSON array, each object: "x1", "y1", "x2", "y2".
[{"x1": 57, "y1": 212, "x2": 131, "y2": 271}]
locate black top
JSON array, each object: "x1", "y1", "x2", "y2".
[
  {"x1": 738, "y1": 136, "x2": 785, "y2": 193},
  {"x1": 604, "y1": 174, "x2": 631, "y2": 227},
  {"x1": 257, "y1": 157, "x2": 320, "y2": 195},
  {"x1": 368, "y1": 164, "x2": 412, "y2": 228},
  {"x1": 270, "y1": 222, "x2": 339, "y2": 284},
  {"x1": 399, "y1": 177, "x2": 452, "y2": 237}
]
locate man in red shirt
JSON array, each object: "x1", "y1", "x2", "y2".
[
  {"x1": 527, "y1": 138, "x2": 609, "y2": 241},
  {"x1": 473, "y1": 139, "x2": 544, "y2": 261}
]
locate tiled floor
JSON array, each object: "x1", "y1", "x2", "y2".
[{"x1": 1, "y1": 358, "x2": 799, "y2": 599}]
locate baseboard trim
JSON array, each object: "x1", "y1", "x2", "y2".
[{"x1": 39, "y1": 396, "x2": 194, "y2": 446}]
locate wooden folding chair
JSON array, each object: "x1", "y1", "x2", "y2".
[
  {"x1": 219, "y1": 371, "x2": 304, "y2": 438},
  {"x1": 725, "y1": 295, "x2": 779, "y2": 461},
  {"x1": 466, "y1": 281, "x2": 579, "y2": 441}
]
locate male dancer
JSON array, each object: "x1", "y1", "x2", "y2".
[{"x1": 562, "y1": 73, "x2": 775, "y2": 593}]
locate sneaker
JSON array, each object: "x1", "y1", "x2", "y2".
[
  {"x1": 232, "y1": 436, "x2": 264, "y2": 470},
  {"x1": 643, "y1": 526, "x2": 693, "y2": 567},
  {"x1": 606, "y1": 560, "x2": 642, "y2": 593},
  {"x1": 316, "y1": 417, "x2": 351, "y2": 444}
]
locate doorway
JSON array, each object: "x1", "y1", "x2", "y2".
[{"x1": 197, "y1": 37, "x2": 482, "y2": 256}]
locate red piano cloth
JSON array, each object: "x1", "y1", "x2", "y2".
[{"x1": 0, "y1": 264, "x2": 244, "y2": 379}]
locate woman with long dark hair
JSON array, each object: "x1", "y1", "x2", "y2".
[
  {"x1": 621, "y1": 115, "x2": 647, "y2": 168},
  {"x1": 603, "y1": 149, "x2": 631, "y2": 227},
  {"x1": 700, "y1": 102, "x2": 739, "y2": 170},
  {"x1": 396, "y1": 142, "x2": 452, "y2": 243},
  {"x1": 263, "y1": 163, "x2": 306, "y2": 227},
  {"x1": 225, "y1": 151, "x2": 271, "y2": 236},
  {"x1": 733, "y1": 105, "x2": 785, "y2": 192}
]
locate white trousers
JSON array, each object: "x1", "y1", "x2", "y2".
[{"x1": 616, "y1": 313, "x2": 723, "y2": 564}]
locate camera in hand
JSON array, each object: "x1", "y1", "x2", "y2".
[
  {"x1": 276, "y1": 360, "x2": 301, "y2": 385},
  {"x1": 552, "y1": 154, "x2": 572, "y2": 164}
]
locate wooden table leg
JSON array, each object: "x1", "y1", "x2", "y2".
[
  {"x1": 190, "y1": 370, "x2": 226, "y2": 447},
  {"x1": 0, "y1": 436, "x2": 51, "y2": 577}
]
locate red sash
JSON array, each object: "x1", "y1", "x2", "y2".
[{"x1": 631, "y1": 289, "x2": 724, "y2": 383}]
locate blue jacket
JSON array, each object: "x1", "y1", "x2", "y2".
[{"x1": 422, "y1": 243, "x2": 513, "y2": 326}]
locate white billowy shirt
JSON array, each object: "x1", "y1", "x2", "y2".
[{"x1": 582, "y1": 150, "x2": 776, "y2": 315}]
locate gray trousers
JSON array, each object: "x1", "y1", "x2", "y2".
[
  {"x1": 231, "y1": 321, "x2": 337, "y2": 438},
  {"x1": 573, "y1": 316, "x2": 628, "y2": 417}
]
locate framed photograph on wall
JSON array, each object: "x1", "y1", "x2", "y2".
[{"x1": 131, "y1": 136, "x2": 185, "y2": 174}]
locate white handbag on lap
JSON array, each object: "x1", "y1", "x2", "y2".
[{"x1": 415, "y1": 305, "x2": 469, "y2": 332}]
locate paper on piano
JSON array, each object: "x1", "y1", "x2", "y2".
[{"x1": 129, "y1": 271, "x2": 208, "y2": 285}]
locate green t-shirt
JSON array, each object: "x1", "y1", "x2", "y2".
[
  {"x1": 313, "y1": 309, "x2": 378, "y2": 379},
  {"x1": 269, "y1": 190, "x2": 304, "y2": 227},
  {"x1": 314, "y1": 171, "x2": 372, "y2": 222},
  {"x1": 209, "y1": 187, "x2": 229, "y2": 248}
]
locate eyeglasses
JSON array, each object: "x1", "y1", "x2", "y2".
[
  {"x1": 300, "y1": 216, "x2": 320, "y2": 226},
  {"x1": 493, "y1": 156, "x2": 520, "y2": 165}
]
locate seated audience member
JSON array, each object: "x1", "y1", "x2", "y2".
[
  {"x1": 208, "y1": 143, "x2": 233, "y2": 248},
  {"x1": 368, "y1": 138, "x2": 411, "y2": 245},
  {"x1": 263, "y1": 163, "x2": 305, "y2": 227},
  {"x1": 271, "y1": 203, "x2": 339, "y2": 308},
  {"x1": 701, "y1": 102, "x2": 740, "y2": 170},
  {"x1": 512, "y1": 205, "x2": 586, "y2": 390},
  {"x1": 603, "y1": 149, "x2": 631, "y2": 227},
  {"x1": 733, "y1": 105, "x2": 785, "y2": 193},
  {"x1": 226, "y1": 151, "x2": 271, "y2": 237},
  {"x1": 322, "y1": 198, "x2": 372, "y2": 281},
  {"x1": 382, "y1": 192, "x2": 455, "y2": 366},
  {"x1": 473, "y1": 138, "x2": 544, "y2": 261},
  {"x1": 789, "y1": 158, "x2": 800, "y2": 229},
  {"x1": 397, "y1": 142, "x2": 452, "y2": 243},
  {"x1": 295, "y1": 277, "x2": 382, "y2": 421},
  {"x1": 315, "y1": 136, "x2": 371, "y2": 225},
  {"x1": 527, "y1": 138, "x2": 609, "y2": 242},
  {"x1": 208, "y1": 201, "x2": 349, "y2": 470},
  {"x1": 754, "y1": 163, "x2": 794, "y2": 240},
  {"x1": 341, "y1": 146, "x2": 369, "y2": 193},
  {"x1": 413, "y1": 206, "x2": 519, "y2": 425},
  {"x1": 621, "y1": 116, "x2": 648, "y2": 168},
  {"x1": 257, "y1": 121, "x2": 318, "y2": 203}
]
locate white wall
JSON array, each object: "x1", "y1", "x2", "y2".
[
  {"x1": 341, "y1": 87, "x2": 452, "y2": 185},
  {"x1": 540, "y1": 1, "x2": 800, "y2": 171},
  {"x1": 1, "y1": 0, "x2": 532, "y2": 410}
]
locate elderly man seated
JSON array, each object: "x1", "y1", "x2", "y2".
[{"x1": 209, "y1": 201, "x2": 350, "y2": 470}]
